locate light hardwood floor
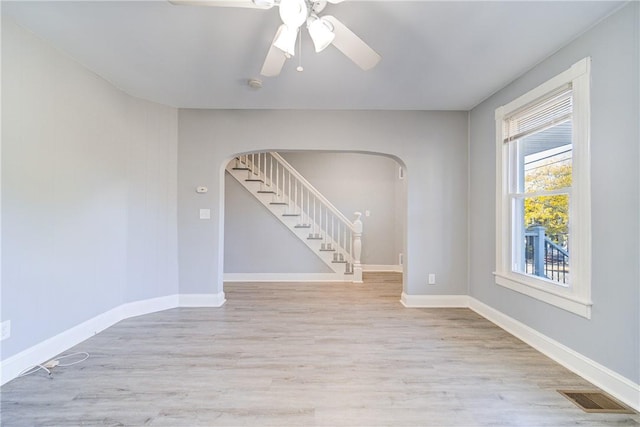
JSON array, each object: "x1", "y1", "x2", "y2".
[{"x1": 1, "y1": 277, "x2": 638, "y2": 426}]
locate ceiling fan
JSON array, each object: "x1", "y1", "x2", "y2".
[{"x1": 169, "y1": 0, "x2": 381, "y2": 77}]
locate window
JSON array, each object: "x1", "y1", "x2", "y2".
[{"x1": 495, "y1": 58, "x2": 592, "y2": 318}]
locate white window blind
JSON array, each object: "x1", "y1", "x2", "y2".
[{"x1": 503, "y1": 85, "x2": 573, "y2": 143}]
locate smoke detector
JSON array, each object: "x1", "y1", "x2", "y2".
[{"x1": 248, "y1": 78, "x2": 263, "y2": 89}]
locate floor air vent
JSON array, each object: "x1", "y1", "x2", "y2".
[{"x1": 558, "y1": 390, "x2": 635, "y2": 414}]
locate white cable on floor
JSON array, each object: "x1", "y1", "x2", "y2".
[
  {"x1": 18, "y1": 364, "x2": 51, "y2": 377},
  {"x1": 56, "y1": 351, "x2": 89, "y2": 367},
  {"x1": 17, "y1": 352, "x2": 90, "y2": 377}
]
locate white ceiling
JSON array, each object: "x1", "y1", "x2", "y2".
[{"x1": 3, "y1": 1, "x2": 623, "y2": 110}]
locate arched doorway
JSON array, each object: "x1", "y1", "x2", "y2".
[{"x1": 221, "y1": 150, "x2": 407, "y2": 293}]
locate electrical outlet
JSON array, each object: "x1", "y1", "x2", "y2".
[
  {"x1": 428, "y1": 274, "x2": 436, "y2": 285},
  {"x1": 1, "y1": 320, "x2": 11, "y2": 341}
]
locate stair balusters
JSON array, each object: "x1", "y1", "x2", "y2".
[
  {"x1": 352, "y1": 212, "x2": 363, "y2": 282},
  {"x1": 288, "y1": 170, "x2": 292, "y2": 214},
  {"x1": 269, "y1": 155, "x2": 273, "y2": 190},
  {"x1": 275, "y1": 160, "x2": 279, "y2": 199},
  {"x1": 232, "y1": 152, "x2": 363, "y2": 280}
]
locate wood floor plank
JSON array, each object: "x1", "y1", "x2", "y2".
[{"x1": 1, "y1": 281, "x2": 638, "y2": 426}]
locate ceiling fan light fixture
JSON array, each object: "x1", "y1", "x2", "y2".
[
  {"x1": 273, "y1": 24, "x2": 297, "y2": 57},
  {"x1": 308, "y1": 16, "x2": 335, "y2": 52},
  {"x1": 252, "y1": 0, "x2": 275, "y2": 7},
  {"x1": 279, "y1": 0, "x2": 308, "y2": 28}
]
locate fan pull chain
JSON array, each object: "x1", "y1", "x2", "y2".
[{"x1": 296, "y1": 28, "x2": 304, "y2": 72}]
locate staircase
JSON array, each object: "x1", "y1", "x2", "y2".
[{"x1": 226, "y1": 152, "x2": 363, "y2": 283}]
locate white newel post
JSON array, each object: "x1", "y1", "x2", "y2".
[{"x1": 353, "y1": 212, "x2": 363, "y2": 283}]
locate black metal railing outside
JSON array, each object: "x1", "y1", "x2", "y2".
[{"x1": 524, "y1": 226, "x2": 569, "y2": 284}]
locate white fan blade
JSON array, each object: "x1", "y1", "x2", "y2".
[
  {"x1": 168, "y1": 0, "x2": 272, "y2": 9},
  {"x1": 261, "y1": 25, "x2": 289, "y2": 76},
  {"x1": 323, "y1": 15, "x2": 380, "y2": 70}
]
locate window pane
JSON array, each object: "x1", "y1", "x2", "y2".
[
  {"x1": 513, "y1": 194, "x2": 570, "y2": 285},
  {"x1": 518, "y1": 121, "x2": 572, "y2": 193}
]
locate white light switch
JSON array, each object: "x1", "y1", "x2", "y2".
[
  {"x1": 199, "y1": 209, "x2": 211, "y2": 220},
  {"x1": 428, "y1": 274, "x2": 436, "y2": 285},
  {"x1": 365, "y1": 210, "x2": 371, "y2": 217}
]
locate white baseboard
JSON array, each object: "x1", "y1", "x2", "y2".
[
  {"x1": 223, "y1": 273, "x2": 348, "y2": 282},
  {"x1": 400, "y1": 292, "x2": 469, "y2": 308},
  {"x1": 117, "y1": 294, "x2": 179, "y2": 319},
  {"x1": 1, "y1": 306, "x2": 118, "y2": 387},
  {"x1": 362, "y1": 264, "x2": 403, "y2": 272},
  {"x1": 469, "y1": 297, "x2": 640, "y2": 411},
  {"x1": 179, "y1": 292, "x2": 226, "y2": 307},
  {"x1": 0, "y1": 293, "x2": 223, "y2": 386},
  {"x1": 223, "y1": 269, "x2": 402, "y2": 282}
]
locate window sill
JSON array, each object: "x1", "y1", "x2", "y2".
[{"x1": 494, "y1": 272, "x2": 592, "y2": 319}]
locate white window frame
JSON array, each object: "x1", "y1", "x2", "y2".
[{"x1": 494, "y1": 57, "x2": 592, "y2": 318}]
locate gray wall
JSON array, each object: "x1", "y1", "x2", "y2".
[
  {"x1": 223, "y1": 174, "x2": 332, "y2": 273},
  {"x1": 468, "y1": 3, "x2": 639, "y2": 382},
  {"x1": 281, "y1": 152, "x2": 403, "y2": 266},
  {"x1": 178, "y1": 110, "x2": 468, "y2": 295},
  {"x1": 1, "y1": 19, "x2": 179, "y2": 360}
]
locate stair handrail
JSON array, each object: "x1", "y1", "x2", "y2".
[
  {"x1": 545, "y1": 237, "x2": 569, "y2": 258},
  {"x1": 270, "y1": 152, "x2": 355, "y2": 231}
]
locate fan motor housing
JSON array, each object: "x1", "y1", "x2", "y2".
[{"x1": 310, "y1": 0, "x2": 327, "y2": 14}]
